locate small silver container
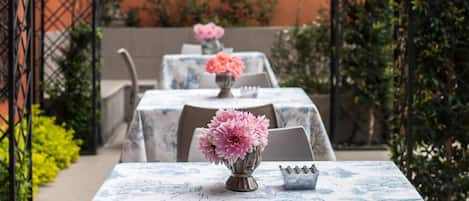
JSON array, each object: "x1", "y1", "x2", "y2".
[{"x1": 279, "y1": 165, "x2": 319, "y2": 190}]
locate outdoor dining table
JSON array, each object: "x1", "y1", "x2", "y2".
[
  {"x1": 159, "y1": 51, "x2": 279, "y2": 89},
  {"x1": 121, "y1": 88, "x2": 335, "y2": 162},
  {"x1": 92, "y1": 161, "x2": 423, "y2": 201}
]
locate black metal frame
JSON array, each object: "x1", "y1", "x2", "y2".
[
  {"x1": 0, "y1": 0, "x2": 34, "y2": 200},
  {"x1": 329, "y1": 0, "x2": 340, "y2": 146},
  {"x1": 38, "y1": 0, "x2": 100, "y2": 154}
]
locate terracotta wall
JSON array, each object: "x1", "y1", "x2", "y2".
[
  {"x1": 0, "y1": 0, "x2": 92, "y2": 121},
  {"x1": 0, "y1": 0, "x2": 28, "y2": 123},
  {"x1": 121, "y1": 0, "x2": 329, "y2": 27}
]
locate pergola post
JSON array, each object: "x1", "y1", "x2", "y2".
[
  {"x1": 405, "y1": 0, "x2": 415, "y2": 178},
  {"x1": 330, "y1": 0, "x2": 341, "y2": 144}
]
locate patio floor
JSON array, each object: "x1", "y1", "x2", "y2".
[{"x1": 36, "y1": 123, "x2": 390, "y2": 201}]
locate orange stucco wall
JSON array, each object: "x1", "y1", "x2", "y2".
[
  {"x1": 121, "y1": 0, "x2": 329, "y2": 26},
  {"x1": 0, "y1": 0, "x2": 28, "y2": 124}
]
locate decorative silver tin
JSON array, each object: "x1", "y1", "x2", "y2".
[{"x1": 279, "y1": 165, "x2": 319, "y2": 190}]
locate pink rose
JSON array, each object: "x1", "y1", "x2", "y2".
[
  {"x1": 214, "y1": 26, "x2": 224, "y2": 39},
  {"x1": 204, "y1": 25, "x2": 216, "y2": 39},
  {"x1": 193, "y1": 22, "x2": 224, "y2": 41},
  {"x1": 193, "y1": 24, "x2": 205, "y2": 41}
]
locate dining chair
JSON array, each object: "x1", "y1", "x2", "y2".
[
  {"x1": 187, "y1": 128, "x2": 207, "y2": 162},
  {"x1": 117, "y1": 48, "x2": 139, "y2": 131},
  {"x1": 262, "y1": 126, "x2": 314, "y2": 161},
  {"x1": 198, "y1": 72, "x2": 273, "y2": 89},
  {"x1": 181, "y1": 43, "x2": 201, "y2": 54},
  {"x1": 177, "y1": 104, "x2": 278, "y2": 162},
  {"x1": 233, "y1": 72, "x2": 273, "y2": 88}
]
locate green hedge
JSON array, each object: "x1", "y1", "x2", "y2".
[
  {"x1": 0, "y1": 105, "x2": 81, "y2": 200},
  {"x1": 390, "y1": 1, "x2": 469, "y2": 200}
]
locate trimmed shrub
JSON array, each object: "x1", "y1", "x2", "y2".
[{"x1": 0, "y1": 105, "x2": 81, "y2": 200}]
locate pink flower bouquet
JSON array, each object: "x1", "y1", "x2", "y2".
[
  {"x1": 199, "y1": 109, "x2": 270, "y2": 164},
  {"x1": 193, "y1": 22, "x2": 224, "y2": 42},
  {"x1": 205, "y1": 52, "x2": 245, "y2": 78}
]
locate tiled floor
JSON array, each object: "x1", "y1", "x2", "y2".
[{"x1": 36, "y1": 123, "x2": 390, "y2": 201}]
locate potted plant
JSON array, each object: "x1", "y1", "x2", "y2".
[{"x1": 198, "y1": 109, "x2": 270, "y2": 192}]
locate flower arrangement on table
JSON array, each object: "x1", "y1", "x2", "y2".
[
  {"x1": 205, "y1": 52, "x2": 245, "y2": 98},
  {"x1": 199, "y1": 109, "x2": 270, "y2": 192},
  {"x1": 193, "y1": 22, "x2": 225, "y2": 54}
]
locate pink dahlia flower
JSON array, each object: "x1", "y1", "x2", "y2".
[
  {"x1": 200, "y1": 109, "x2": 270, "y2": 163},
  {"x1": 251, "y1": 115, "x2": 270, "y2": 149},
  {"x1": 212, "y1": 120, "x2": 255, "y2": 161},
  {"x1": 208, "y1": 109, "x2": 239, "y2": 129},
  {"x1": 198, "y1": 130, "x2": 222, "y2": 164}
]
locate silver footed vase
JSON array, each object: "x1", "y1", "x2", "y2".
[
  {"x1": 224, "y1": 147, "x2": 261, "y2": 192},
  {"x1": 201, "y1": 39, "x2": 223, "y2": 55},
  {"x1": 215, "y1": 73, "x2": 235, "y2": 98}
]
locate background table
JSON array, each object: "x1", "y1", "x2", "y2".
[
  {"x1": 121, "y1": 88, "x2": 335, "y2": 162},
  {"x1": 93, "y1": 161, "x2": 423, "y2": 201},
  {"x1": 160, "y1": 51, "x2": 279, "y2": 89}
]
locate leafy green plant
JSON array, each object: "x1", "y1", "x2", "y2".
[
  {"x1": 269, "y1": 22, "x2": 330, "y2": 95},
  {"x1": 125, "y1": 7, "x2": 141, "y2": 27},
  {"x1": 0, "y1": 105, "x2": 81, "y2": 200},
  {"x1": 179, "y1": 0, "x2": 210, "y2": 26},
  {"x1": 145, "y1": 0, "x2": 176, "y2": 26},
  {"x1": 391, "y1": 1, "x2": 469, "y2": 200},
  {"x1": 0, "y1": 137, "x2": 31, "y2": 201},
  {"x1": 46, "y1": 22, "x2": 101, "y2": 152},
  {"x1": 341, "y1": 0, "x2": 394, "y2": 145}
]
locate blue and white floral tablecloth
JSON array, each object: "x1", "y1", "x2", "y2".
[
  {"x1": 159, "y1": 52, "x2": 279, "y2": 89},
  {"x1": 93, "y1": 161, "x2": 423, "y2": 201},
  {"x1": 121, "y1": 88, "x2": 335, "y2": 162}
]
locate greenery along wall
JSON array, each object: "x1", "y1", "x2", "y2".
[
  {"x1": 114, "y1": 0, "x2": 277, "y2": 27},
  {"x1": 390, "y1": 1, "x2": 469, "y2": 200},
  {"x1": 45, "y1": 22, "x2": 101, "y2": 152},
  {"x1": 270, "y1": 0, "x2": 393, "y2": 145},
  {"x1": 0, "y1": 105, "x2": 81, "y2": 200},
  {"x1": 270, "y1": 20, "x2": 330, "y2": 95},
  {"x1": 340, "y1": 0, "x2": 394, "y2": 145}
]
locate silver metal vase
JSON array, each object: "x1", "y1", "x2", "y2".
[
  {"x1": 224, "y1": 147, "x2": 261, "y2": 192},
  {"x1": 215, "y1": 73, "x2": 235, "y2": 98},
  {"x1": 201, "y1": 39, "x2": 223, "y2": 55}
]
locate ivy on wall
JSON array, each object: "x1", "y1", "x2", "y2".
[{"x1": 390, "y1": 1, "x2": 469, "y2": 200}]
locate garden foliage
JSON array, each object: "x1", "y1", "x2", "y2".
[
  {"x1": 270, "y1": 1, "x2": 393, "y2": 145},
  {"x1": 145, "y1": 0, "x2": 277, "y2": 27},
  {"x1": 270, "y1": 19, "x2": 330, "y2": 95},
  {"x1": 271, "y1": 1, "x2": 469, "y2": 199},
  {"x1": 390, "y1": 1, "x2": 469, "y2": 200},
  {"x1": 46, "y1": 22, "x2": 101, "y2": 152},
  {"x1": 0, "y1": 105, "x2": 81, "y2": 200}
]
